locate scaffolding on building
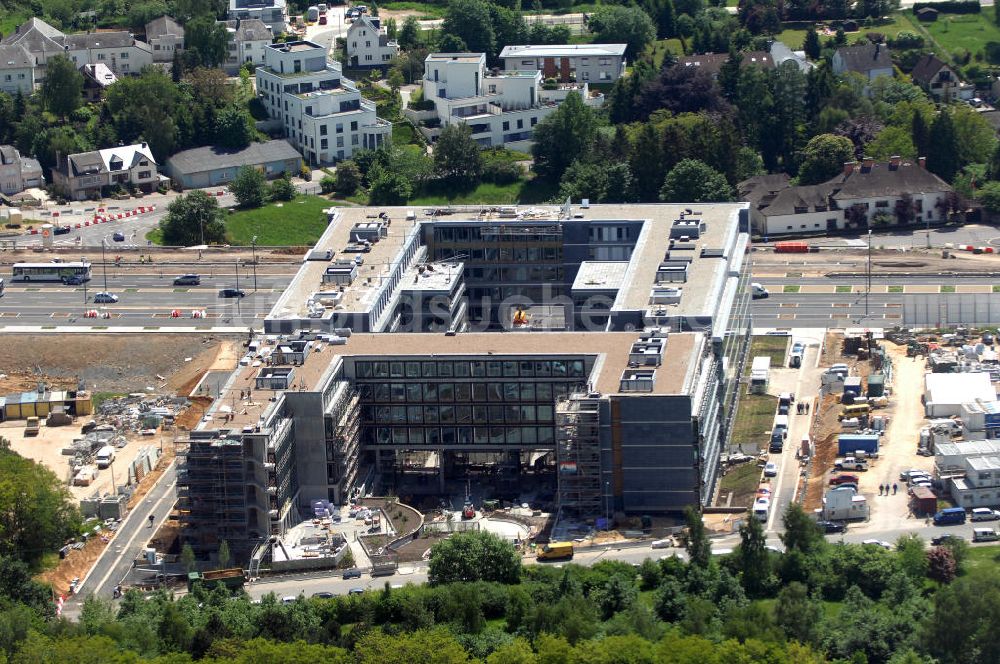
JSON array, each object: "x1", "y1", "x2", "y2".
[
  {"x1": 175, "y1": 436, "x2": 250, "y2": 556},
  {"x1": 555, "y1": 392, "x2": 602, "y2": 516},
  {"x1": 328, "y1": 384, "x2": 362, "y2": 502}
]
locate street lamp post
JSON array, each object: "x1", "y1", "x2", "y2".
[
  {"x1": 865, "y1": 229, "x2": 872, "y2": 320},
  {"x1": 81, "y1": 255, "x2": 88, "y2": 304},
  {"x1": 100, "y1": 240, "x2": 109, "y2": 292},
  {"x1": 235, "y1": 259, "x2": 241, "y2": 318},
  {"x1": 251, "y1": 235, "x2": 258, "y2": 292}
]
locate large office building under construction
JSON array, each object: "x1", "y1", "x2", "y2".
[{"x1": 176, "y1": 203, "x2": 753, "y2": 562}]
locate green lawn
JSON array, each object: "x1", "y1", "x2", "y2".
[
  {"x1": 0, "y1": 11, "x2": 28, "y2": 37},
  {"x1": 922, "y1": 12, "x2": 1000, "y2": 56},
  {"x1": 731, "y1": 391, "x2": 779, "y2": 451},
  {"x1": 940, "y1": 285, "x2": 956, "y2": 293},
  {"x1": 775, "y1": 14, "x2": 917, "y2": 50},
  {"x1": 408, "y1": 178, "x2": 559, "y2": 206},
  {"x1": 783, "y1": 285, "x2": 800, "y2": 293},
  {"x1": 748, "y1": 335, "x2": 789, "y2": 367},
  {"x1": 382, "y1": 1, "x2": 447, "y2": 18},
  {"x1": 963, "y1": 544, "x2": 1000, "y2": 576},
  {"x1": 225, "y1": 195, "x2": 333, "y2": 246},
  {"x1": 392, "y1": 122, "x2": 422, "y2": 148},
  {"x1": 717, "y1": 462, "x2": 762, "y2": 507},
  {"x1": 646, "y1": 39, "x2": 686, "y2": 69}
]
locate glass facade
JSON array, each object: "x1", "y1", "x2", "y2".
[{"x1": 354, "y1": 358, "x2": 589, "y2": 448}]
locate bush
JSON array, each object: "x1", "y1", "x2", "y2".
[
  {"x1": 320, "y1": 175, "x2": 336, "y2": 194},
  {"x1": 889, "y1": 31, "x2": 925, "y2": 49},
  {"x1": 483, "y1": 160, "x2": 523, "y2": 185},
  {"x1": 335, "y1": 161, "x2": 362, "y2": 196},
  {"x1": 269, "y1": 176, "x2": 297, "y2": 202},
  {"x1": 912, "y1": 0, "x2": 980, "y2": 13}
]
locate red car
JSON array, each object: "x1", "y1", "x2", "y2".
[{"x1": 829, "y1": 474, "x2": 859, "y2": 486}]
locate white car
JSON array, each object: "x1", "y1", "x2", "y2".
[
  {"x1": 651, "y1": 538, "x2": 673, "y2": 549},
  {"x1": 862, "y1": 539, "x2": 892, "y2": 550},
  {"x1": 93, "y1": 292, "x2": 119, "y2": 304},
  {"x1": 763, "y1": 462, "x2": 778, "y2": 477},
  {"x1": 971, "y1": 508, "x2": 1000, "y2": 522}
]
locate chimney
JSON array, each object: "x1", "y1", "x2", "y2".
[
  {"x1": 862, "y1": 157, "x2": 874, "y2": 171},
  {"x1": 843, "y1": 161, "x2": 856, "y2": 175},
  {"x1": 918, "y1": 156, "x2": 926, "y2": 169},
  {"x1": 875, "y1": 43, "x2": 881, "y2": 57},
  {"x1": 889, "y1": 155, "x2": 901, "y2": 169}
]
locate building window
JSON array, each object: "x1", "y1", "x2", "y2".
[
  {"x1": 517, "y1": 119, "x2": 523, "y2": 129},
  {"x1": 352, "y1": 135, "x2": 358, "y2": 145},
  {"x1": 502, "y1": 121, "x2": 509, "y2": 131},
  {"x1": 138, "y1": 171, "x2": 150, "y2": 179},
  {"x1": 351, "y1": 121, "x2": 358, "y2": 131},
  {"x1": 336, "y1": 123, "x2": 343, "y2": 133},
  {"x1": 320, "y1": 125, "x2": 327, "y2": 135},
  {"x1": 321, "y1": 138, "x2": 328, "y2": 149},
  {"x1": 581, "y1": 71, "x2": 589, "y2": 80},
  {"x1": 337, "y1": 136, "x2": 344, "y2": 147},
  {"x1": 530, "y1": 116, "x2": 537, "y2": 126},
  {"x1": 875, "y1": 200, "x2": 889, "y2": 208}
]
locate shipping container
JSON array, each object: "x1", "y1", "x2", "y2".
[
  {"x1": 774, "y1": 241, "x2": 809, "y2": 253},
  {"x1": 837, "y1": 434, "x2": 880, "y2": 456}
]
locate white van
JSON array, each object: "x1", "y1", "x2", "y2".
[
  {"x1": 752, "y1": 497, "x2": 770, "y2": 522},
  {"x1": 973, "y1": 527, "x2": 1000, "y2": 542},
  {"x1": 751, "y1": 283, "x2": 769, "y2": 299},
  {"x1": 971, "y1": 507, "x2": 1000, "y2": 522},
  {"x1": 95, "y1": 445, "x2": 115, "y2": 469}
]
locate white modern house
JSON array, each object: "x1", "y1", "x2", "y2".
[
  {"x1": 1, "y1": 17, "x2": 152, "y2": 82},
  {"x1": 256, "y1": 41, "x2": 391, "y2": 165},
  {"x1": 0, "y1": 145, "x2": 43, "y2": 195},
  {"x1": 741, "y1": 157, "x2": 955, "y2": 237},
  {"x1": 499, "y1": 43, "x2": 627, "y2": 83},
  {"x1": 145, "y1": 16, "x2": 184, "y2": 63},
  {"x1": 221, "y1": 18, "x2": 272, "y2": 74},
  {"x1": 421, "y1": 52, "x2": 603, "y2": 150},
  {"x1": 0, "y1": 44, "x2": 35, "y2": 94},
  {"x1": 346, "y1": 15, "x2": 398, "y2": 69},
  {"x1": 229, "y1": 0, "x2": 288, "y2": 34}
]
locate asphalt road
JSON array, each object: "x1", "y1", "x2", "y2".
[
  {"x1": 766, "y1": 223, "x2": 1000, "y2": 250},
  {"x1": 0, "y1": 266, "x2": 295, "y2": 328}
]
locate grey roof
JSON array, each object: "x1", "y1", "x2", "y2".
[
  {"x1": 835, "y1": 43, "x2": 892, "y2": 73},
  {"x1": 758, "y1": 161, "x2": 952, "y2": 217},
  {"x1": 737, "y1": 173, "x2": 791, "y2": 207},
  {"x1": 235, "y1": 18, "x2": 271, "y2": 42},
  {"x1": 1, "y1": 17, "x2": 65, "y2": 53},
  {"x1": 145, "y1": 16, "x2": 184, "y2": 40},
  {"x1": 66, "y1": 152, "x2": 105, "y2": 177},
  {"x1": 166, "y1": 140, "x2": 301, "y2": 176},
  {"x1": 910, "y1": 53, "x2": 951, "y2": 84},
  {"x1": 0, "y1": 145, "x2": 18, "y2": 165},
  {"x1": 0, "y1": 44, "x2": 33, "y2": 69},
  {"x1": 677, "y1": 50, "x2": 773, "y2": 77},
  {"x1": 63, "y1": 31, "x2": 137, "y2": 50}
]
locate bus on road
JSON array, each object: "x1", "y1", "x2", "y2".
[{"x1": 11, "y1": 261, "x2": 92, "y2": 283}]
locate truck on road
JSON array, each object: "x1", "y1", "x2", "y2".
[{"x1": 537, "y1": 541, "x2": 574, "y2": 560}]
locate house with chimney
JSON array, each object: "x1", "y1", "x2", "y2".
[
  {"x1": 219, "y1": 18, "x2": 273, "y2": 74},
  {"x1": 832, "y1": 43, "x2": 894, "y2": 82},
  {"x1": 742, "y1": 157, "x2": 955, "y2": 237},
  {"x1": 346, "y1": 14, "x2": 399, "y2": 69},
  {"x1": 52, "y1": 143, "x2": 159, "y2": 201},
  {"x1": 0, "y1": 145, "x2": 43, "y2": 195},
  {"x1": 910, "y1": 54, "x2": 973, "y2": 102},
  {"x1": 145, "y1": 16, "x2": 184, "y2": 63}
]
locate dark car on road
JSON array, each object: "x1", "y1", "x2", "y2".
[
  {"x1": 818, "y1": 520, "x2": 847, "y2": 533},
  {"x1": 218, "y1": 288, "x2": 246, "y2": 298},
  {"x1": 311, "y1": 591, "x2": 335, "y2": 599},
  {"x1": 173, "y1": 274, "x2": 201, "y2": 286},
  {"x1": 343, "y1": 568, "x2": 362, "y2": 579},
  {"x1": 93, "y1": 292, "x2": 119, "y2": 303},
  {"x1": 931, "y1": 534, "x2": 965, "y2": 546},
  {"x1": 112, "y1": 232, "x2": 126, "y2": 242},
  {"x1": 62, "y1": 274, "x2": 87, "y2": 285},
  {"x1": 53, "y1": 225, "x2": 71, "y2": 235}
]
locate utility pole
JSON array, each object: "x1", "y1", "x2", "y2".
[
  {"x1": 81, "y1": 255, "x2": 88, "y2": 304},
  {"x1": 100, "y1": 240, "x2": 109, "y2": 292},
  {"x1": 865, "y1": 229, "x2": 872, "y2": 320},
  {"x1": 251, "y1": 235, "x2": 258, "y2": 292},
  {"x1": 235, "y1": 259, "x2": 241, "y2": 317}
]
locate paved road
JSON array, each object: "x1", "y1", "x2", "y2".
[
  {"x1": 0, "y1": 267, "x2": 296, "y2": 328},
  {"x1": 73, "y1": 461, "x2": 177, "y2": 603},
  {"x1": 763, "y1": 223, "x2": 1000, "y2": 250}
]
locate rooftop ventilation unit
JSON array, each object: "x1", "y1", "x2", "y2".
[
  {"x1": 649, "y1": 287, "x2": 682, "y2": 305},
  {"x1": 620, "y1": 368, "x2": 656, "y2": 393}
]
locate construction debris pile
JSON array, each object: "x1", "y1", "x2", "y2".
[{"x1": 96, "y1": 394, "x2": 189, "y2": 433}]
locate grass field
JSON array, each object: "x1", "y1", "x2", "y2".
[
  {"x1": 0, "y1": 11, "x2": 28, "y2": 37},
  {"x1": 922, "y1": 12, "x2": 1000, "y2": 56},
  {"x1": 408, "y1": 177, "x2": 559, "y2": 206},
  {"x1": 382, "y1": 1, "x2": 447, "y2": 18},
  {"x1": 225, "y1": 195, "x2": 333, "y2": 246},
  {"x1": 748, "y1": 334, "x2": 789, "y2": 367},
  {"x1": 646, "y1": 39, "x2": 686, "y2": 69},
  {"x1": 963, "y1": 543, "x2": 1000, "y2": 576},
  {"x1": 731, "y1": 391, "x2": 779, "y2": 450},
  {"x1": 775, "y1": 14, "x2": 918, "y2": 50},
  {"x1": 717, "y1": 462, "x2": 763, "y2": 507}
]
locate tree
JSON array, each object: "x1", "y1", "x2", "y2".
[
  {"x1": 217, "y1": 540, "x2": 231, "y2": 569},
  {"x1": 924, "y1": 573, "x2": 1000, "y2": 663},
  {"x1": 532, "y1": 92, "x2": 597, "y2": 182},
  {"x1": 803, "y1": 27, "x2": 821, "y2": 60},
  {"x1": 161, "y1": 190, "x2": 227, "y2": 246},
  {"x1": 427, "y1": 531, "x2": 521, "y2": 585},
  {"x1": 797, "y1": 133, "x2": 854, "y2": 185},
  {"x1": 952, "y1": 104, "x2": 998, "y2": 170},
  {"x1": 434, "y1": 124, "x2": 484, "y2": 184},
  {"x1": 269, "y1": 175, "x2": 297, "y2": 202},
  {"x1": 335, "y1": 160, "x2": 362, "y2": 195},
  {"x1": 780, "y1": 503, "x2": 825, "y2": 554},
  {"x1": 0, "y1": 446, "x2": 81, "y2": 568},
  {"x1": 736, "y1": 514, "x2": 773, "y2": 598},
  {"x1": 635, "y1": 65, "x2": 730, "y2": 120},
  {"x1": 185, "y1": 16, "x2": 231, "y2": 68},
  {"x1": 41, "y1": 55, "x2": 83, "y2": 118},
  {"x1": 180, "y1": 543, "x2": 197, "y2": 573},
  {"x1": 927, "y1": 545, "x2": 958, "y2": 584},
  {"x1": 659, "y1": 159, "x2": 733, "y2": 203},
  {"x1": 927, "y1": 110, "x2": 959, "y2": 182},
  {"x1": 441, "y1": 0, "x2": 496, "y2": 59},
  {"x1": 215, "y1": 105, "x2": 256, "y2": 150},
  {"x1": 368, "y1": 163, "x2": 413, "y2": 204},
  {"x1": 386, "y1": 17, "x2": 398, "y2": 39},
  {"x1": 104, "y1": 67, "x2": 182, "y2": 160},
  {"x1": 683, "y1": 505, "x2": 712, "y2": 568},
  {"x1": 896, "y1": 533, "x2": 929, "y2": 581},
  {"x1": 866, "y1": 125, "x2": 916, "y2": 161},
  {"x1": 977, "y1": 181, "x2": 1000, "y2": 215},
  {"x1": 587, "y1": 6, "x2": 656, "y2": 60},
  {"x1": 559, "y1": 160, "x2": 634, "y2": 203},
  {"x1": 230, "y1": 165, "x2": 269, "y2": 209},
  {"x1": 398, "y1": 17, "x2": 422, "y2": 50},
  {"x1": 774, "y1": 581, "x2": 822, "y2": 645}
]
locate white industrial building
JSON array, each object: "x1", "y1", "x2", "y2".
[
  {"x1": 256, "y1": 41, "x2": 391, "y2": 165},
  {"x1": 499, "y1": 43, "x2": 627, "y2": 83},
  {"x1": 422, "y1": 52, "x2": 604, "y2": 151},
  {"x1": 949, "y1": 455, "x2": 1000, "y2": 508},
  {"x1": 960, "y1": 399, "x2": 1000, "y2": 440},
  {"x1": 820, "y1": 488, "x2": 869, "y2": 521},
  {"x1": 346, "y1": 15, "x2": 398, "y2": 69},
  {"x1": 924, "y1": 372, "x2": 996, "y2": 418},
  {"x1": 936, "y1": 439, "x2": 1000, "y2": 475}
]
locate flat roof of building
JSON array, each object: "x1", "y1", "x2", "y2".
[
  {"x1": 399, "y1": 260, "x2": 464, "y2": 294},
  {"x1": 499, "y1": 43, "x2": 628, "y2": 58},
  {"x1": 572, "y1": 261, "x2": 629, "y2": 291},
  {"x1": 206, "y1": 331, "x2": 704, "y2": 431},
  {"x1": 968, "y1": 455, "x2": 1000, "y2": 471},
  {"x1": 426, "y1": 52, "x2": 484, "y2": 63}
]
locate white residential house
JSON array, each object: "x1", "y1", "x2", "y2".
[
  {"x1": 52, "y1": 143, "x2": 159, "y2": 201},
  {"x1": 221, "y1": 18, "x2": 272, "y2": 74},
  {"x1": 1, "y1": 17, "x2": 152, "y2": 81},
  {"x1": 229, "y1": 0, "x2": 288, "y2": 35},
  {"x1": 0, "y1": 44, "x2": 35, "y2": 94},
  {"x1": 145, "y1": 15, "x2": 184, "y2": 63},
  {"x1": 256, "y1": 41, "x2": 391, "y2": 165},
  {"x1": 346, "y1": 15, "x2": 399, "y2": 69},
  {"x1": 0, "y1": 145, "x2": 43, "y2": 195},
  {"x1": 741, "y1": 157, "x2": 955, "y2": 237},
  {"x1": 422, "y1": 52, "x2": 604, "y2": 151},
  {"x1": 499, "y1": 43, "x2": 627, "y2": 83}
]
